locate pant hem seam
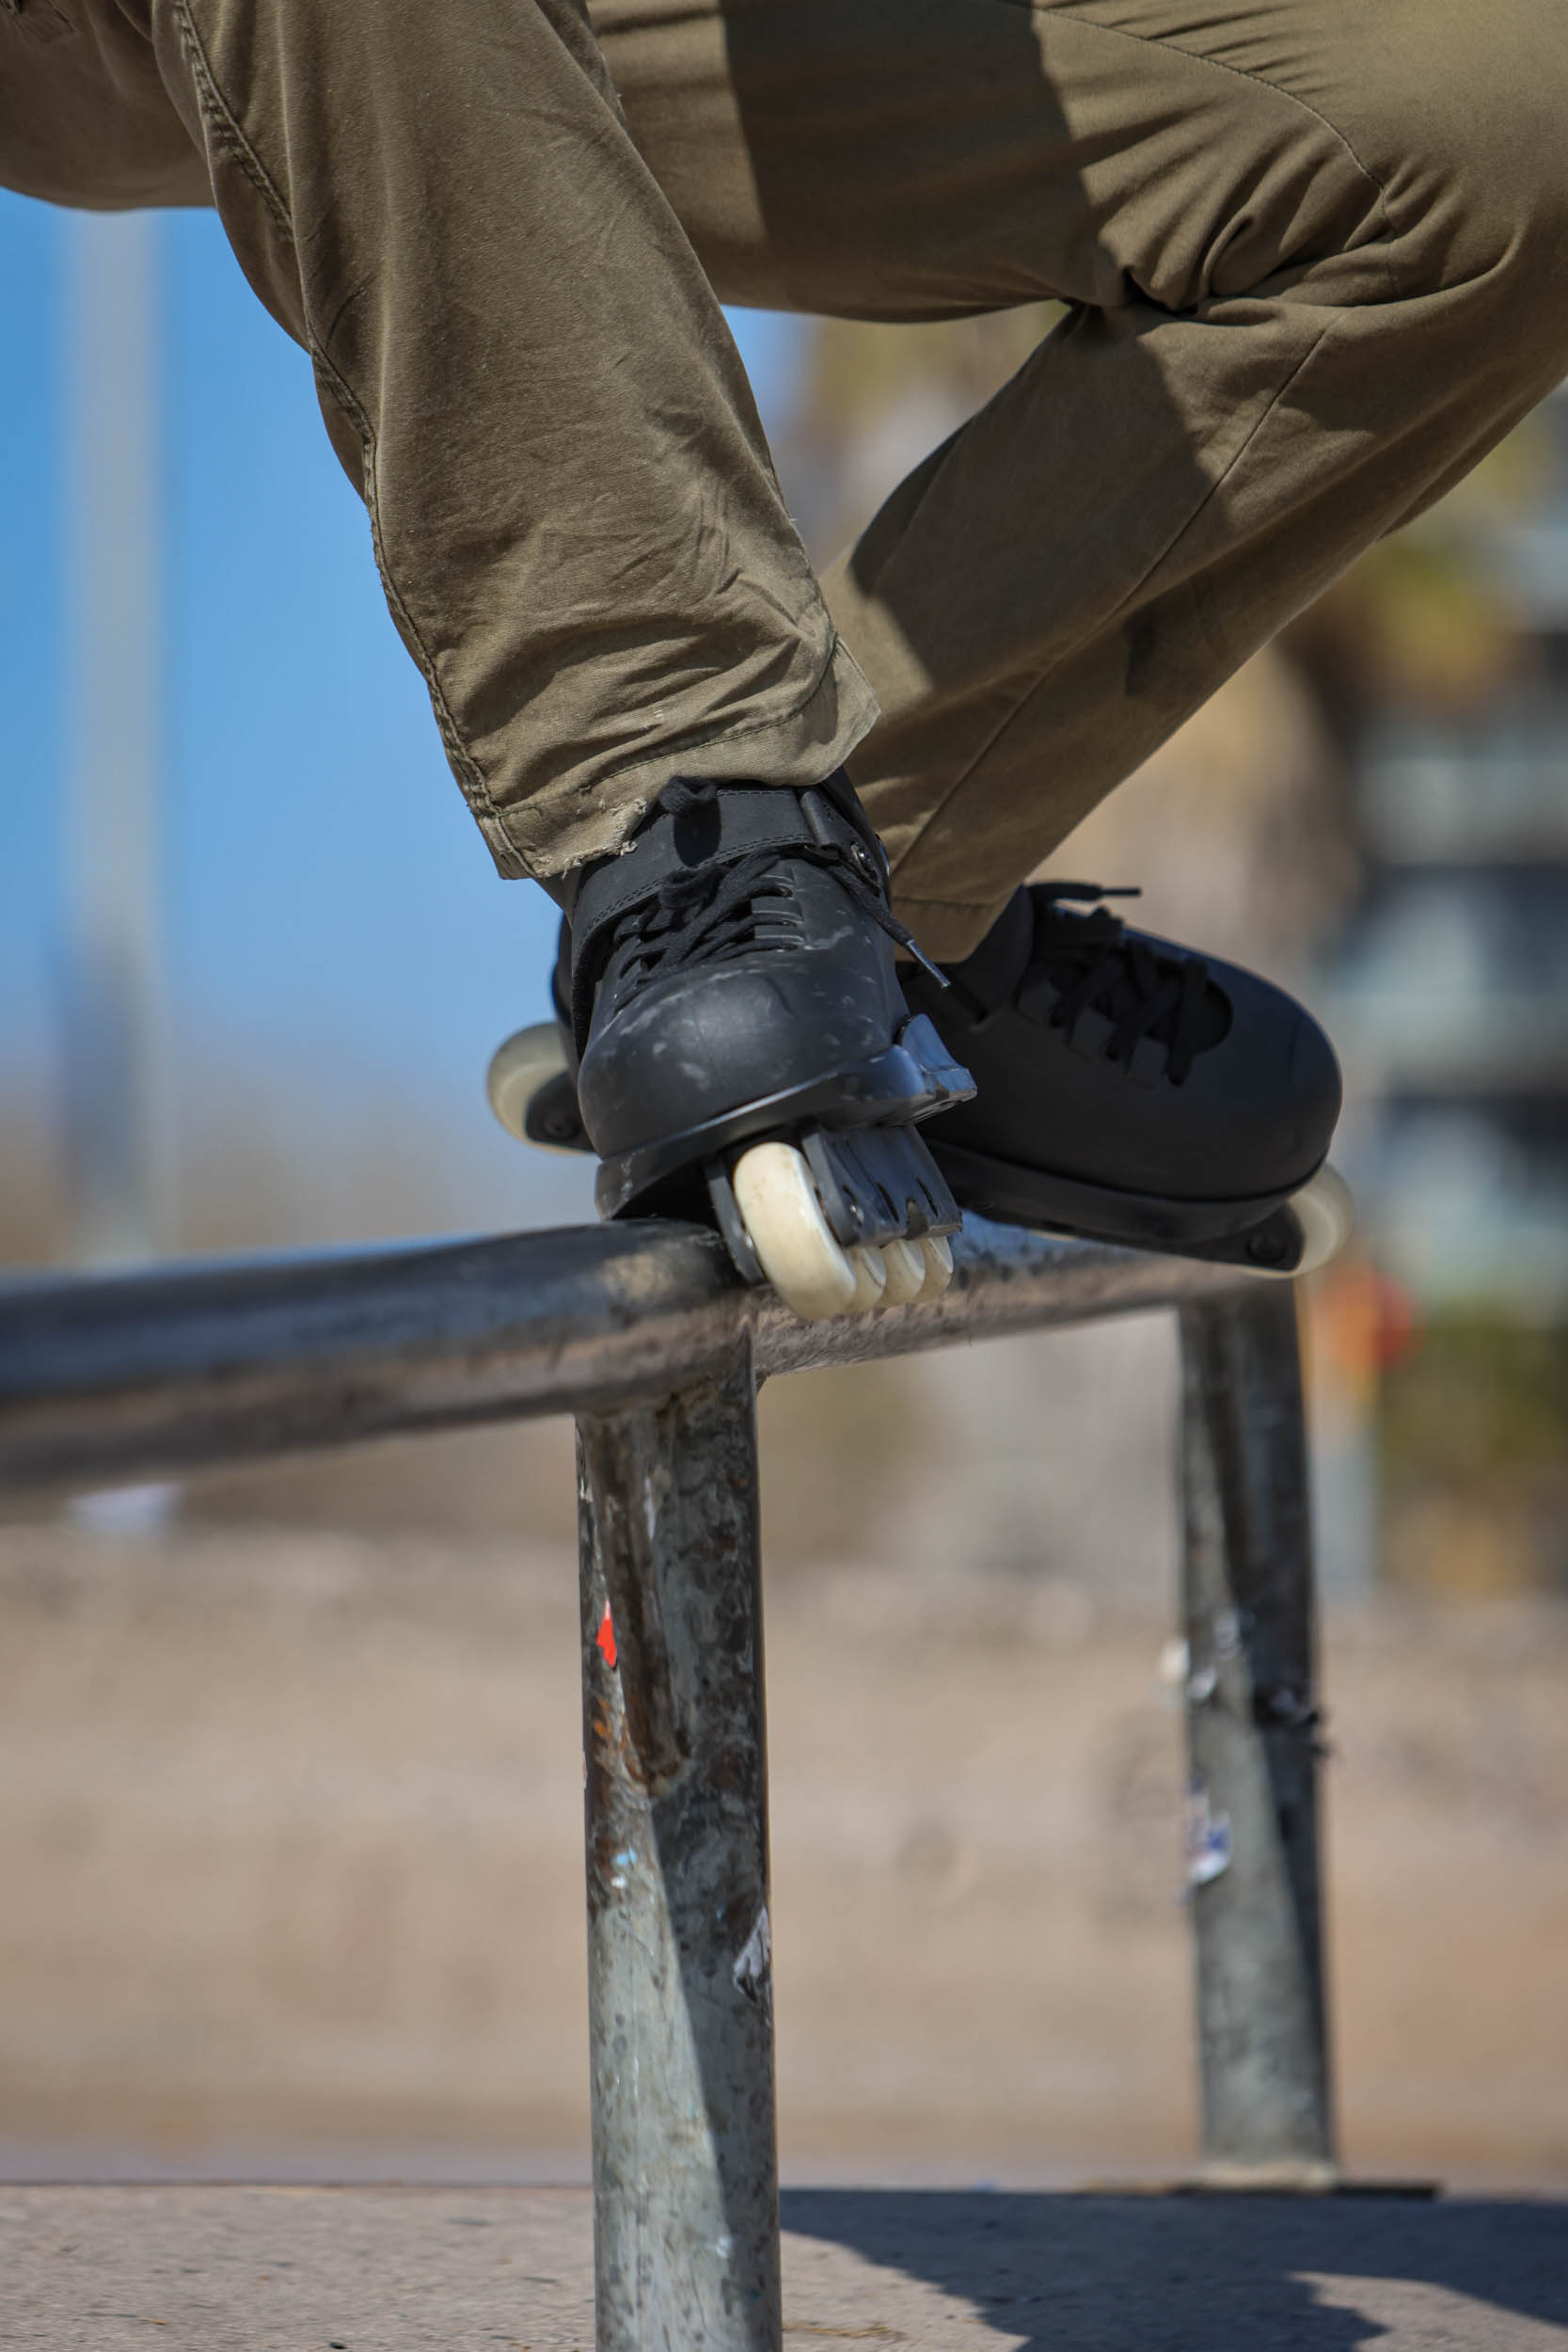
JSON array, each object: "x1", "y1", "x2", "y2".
[{"x1": 488, "y1": 637, "x2": 875, "y2": 880}]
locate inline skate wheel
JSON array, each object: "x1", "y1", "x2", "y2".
[
  {"x1": 847, "y1": 1245, "x2": 890, "y2": 1311},
  {"x1": 880, "y1": 1237, "x2": 927, "y2": 1305},
  {"x1": 1281, "y1": 1164, "x2": 1354, "y2": 1278},
  {"x1": 917, "y1": 1233, "x2": 955, "y2": 1302},
  {"x1": 486, "y1": 1023, "x2": 571, "y2": 1149},
  {"x1": 730, "y1": 1139, "x2": 865, "y2": 1322}
]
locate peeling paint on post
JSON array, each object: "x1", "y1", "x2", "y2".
[
  {"x1": 577, "y1": 1331, "x2": 780, "y2": 2351},
  {"x1": 1179, "y1": 1285, "x2": 1336, "y2": 2186}
]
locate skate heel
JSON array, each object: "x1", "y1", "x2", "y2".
[
  {"x1": 708, "y1": 1124, "x2": 962, "y2": 1323},
  {"x1": 1185, "y1": 1166, "x2": 1354, "y2": 1279},
  {"x1": 485, "y1": 1023, "x2": 587, "y2": 1153}
]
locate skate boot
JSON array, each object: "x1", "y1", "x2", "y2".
[
  {"x1": 486, "y1": 772, "x2": 975, "y2": 1321},
  {"x1": 898, "y1": 883, "x2": 1350, "y2": 1277}
]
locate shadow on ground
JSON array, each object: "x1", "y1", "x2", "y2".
[{"x1": 783, "y1": 2190, "x2": 1568, "y2": 2348}]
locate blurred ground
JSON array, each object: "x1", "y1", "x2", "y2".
[
  {"x1": 1, "y1": 1513, "x2": 1564, "y2": 2187},
  {"x1": 5, "y1": 2184, "x2": 1568, "y2": 2350}
]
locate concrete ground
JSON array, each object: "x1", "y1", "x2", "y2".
[{"x1": 3, "y1": 2184, "x2": 1568, "y2": 2349}]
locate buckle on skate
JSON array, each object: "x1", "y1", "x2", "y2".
[{"x1": 895, "y1": 1012, "x2": 975, "y2": 1112}]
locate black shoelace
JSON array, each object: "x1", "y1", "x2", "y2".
[
  {"x1": 602, "y1": 776, "x2": 941, "y2": 998},
  {"x1": 1026, "y1": 883, "x2": 1216, "y2": 1086}
]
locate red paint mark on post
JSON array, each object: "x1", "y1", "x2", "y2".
[{"x1": 595, "y1": 1602, "x2": 618, "y2": 1670}]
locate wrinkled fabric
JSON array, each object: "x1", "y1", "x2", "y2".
[
  {"x1": 1, "y1": 0, "x2": 877, "y2": 882},
  {"x1": 6, "y1": 0, "x2": 1567, "y2": 947},
  {"x1": 590, "y1": 0, "x2": 1568, "y2": 951}
]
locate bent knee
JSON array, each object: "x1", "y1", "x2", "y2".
[
  {"x1": 1091, "y1": 0, "x2": 1567, "y2": 376},
  {"x1": 1329, "y1": 5, "x2": 1568, "y2": 323}
]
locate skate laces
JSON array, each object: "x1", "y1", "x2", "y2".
[
  {"x1": 602, "y1": 777, "x2": 932, "y2": 995},
  {"x1": 1023, "y1": 883, "x2": 1227, "y2": 1086}
]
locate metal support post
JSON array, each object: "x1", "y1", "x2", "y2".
[
  {"x1": 1178, "y1": 1284, "x2": 1336, "y2": 2185},
  {"x1": 576, "y1": 1332, "x2": 780, "y2": 2352}
]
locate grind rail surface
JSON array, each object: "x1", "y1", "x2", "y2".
[
  {"x1": 1, "y1": 1213, "x2": 1259, "y2": 1492},
  {"x1": 0, "y1": 1214, "x2": 1335, "y2": 2351}
]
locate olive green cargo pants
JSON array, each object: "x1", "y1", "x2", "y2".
[{"x1": 6, "y1": 0, "x2": 1566, "y2": 956}]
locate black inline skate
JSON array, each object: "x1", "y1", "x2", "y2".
[
  {"x1": 486, "y1": 771, "x2": 975, "y2": 1320},
  {"x1": 493, "y1": 868, "x2": 1350, "y2": 1282},
  {"x1": 897, "y1": 882, "x2": 1350, "y2": 1277}
]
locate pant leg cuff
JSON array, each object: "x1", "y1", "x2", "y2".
[{"x1": 477, "y1": 638, "x2": 881, "y2": 885}]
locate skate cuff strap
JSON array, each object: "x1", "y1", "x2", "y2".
[{"x1": 567, "y1": 784, "x2": 872, "y2": 961}]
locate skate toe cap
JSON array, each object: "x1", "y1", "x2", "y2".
[{"x1": 1197, "y1": 963, "x2": 1341, "y2": 1188}]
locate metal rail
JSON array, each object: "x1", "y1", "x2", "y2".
[
  {"x1": 0, "y1": 1213, "x2": 1336, "y2": 2343},
  {"x1": 1, "y1": 1213, "x2": 1259, "y2": 1494}
]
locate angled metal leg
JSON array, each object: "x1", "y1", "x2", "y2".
[
  {"x1": 1178, "y1": 1284, "x2": 1337, "y2": 2185},
  {"x1": 576, "y1": 1332, "x2": 781, "y2": 2351}
]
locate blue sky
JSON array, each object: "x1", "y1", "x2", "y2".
[{"x1": 0, "y1": 192, "x2": 808, "y2": 1234}]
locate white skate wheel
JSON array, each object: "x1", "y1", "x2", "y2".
[
  {"x1": 486, "y1": 1023, "x2": 570, "y2": 1148},
  {"x1": 731, "y1": 1141, "x2": 860, "y2": 1322},
  {"x1": 880, "y1": 1237, "x2": 927, "y2": 1305},
  {"x1": 915, "y1": 1233, "x2": 955, "y2": 1303},
  {"x1": 1284, "y1": 1165, "x2": 1354, "y2": 1278},
  {"x1": 847, "y1": 1245, "x2": 890, "y2": 1311}
]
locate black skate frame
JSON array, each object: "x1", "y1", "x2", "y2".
[{"x1": 927, "y1": 1137, "x2": 1329, "y2": 1276}]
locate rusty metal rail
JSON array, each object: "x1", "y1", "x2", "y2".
[{"x1": 0, "y1": 1213, "x2": 1336, "y2": 2346}]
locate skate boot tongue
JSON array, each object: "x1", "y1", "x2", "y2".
[
  {"x1": 939, "y1": 886, "x2": 1037, "y2": 1019},
  {"x1": 604, "y1": 807, "x2": 791, "y2": 993}
]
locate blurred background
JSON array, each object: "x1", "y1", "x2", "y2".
[{"x1": 2, "y1": 199, "x2": 1565, "y2": 2189}]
